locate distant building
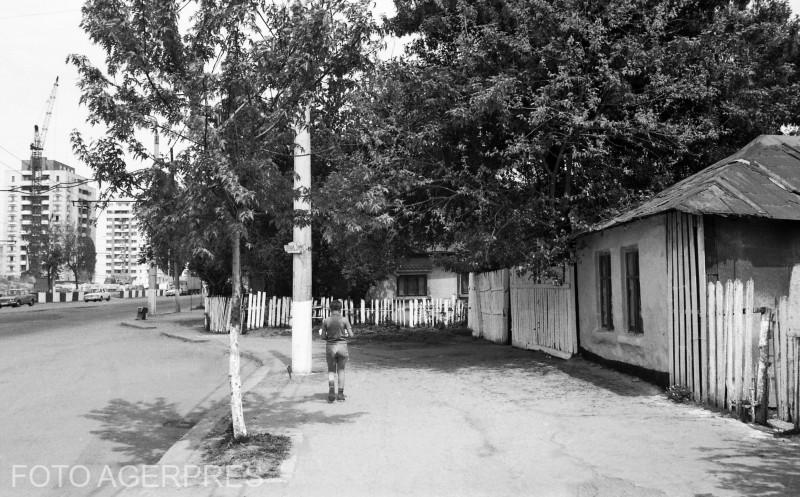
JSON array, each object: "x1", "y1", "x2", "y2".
[
  {"x1": 93, "y1": 197, "x2": 149, "y2": 286},
  {"x1": 0, "y1": 158, "x2": 96, "y2": 278}
]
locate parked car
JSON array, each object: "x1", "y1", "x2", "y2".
[
  {"x1": 0, "y1": 290, "x2": 36, "y2": 308},
  {"x1": 165, "y1": 287, "x2": 182, "y2": 296},
  {"x1": 84, "y1": 290, "x2": 112, "y2": 302}
]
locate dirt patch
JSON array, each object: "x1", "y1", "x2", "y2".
[{"x1": 202, "y1": 417, "x2": 292, "y2": 479}]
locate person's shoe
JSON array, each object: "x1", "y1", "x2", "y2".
[
  {"x1": 328, "y1": 389, "x2": 336, "y2": 403},
  {"x1": 336, "y1": 391, "x2": 346, "y2": 401}
]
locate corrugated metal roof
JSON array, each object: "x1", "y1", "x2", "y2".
[{"x1": 590, "y1": 135, "x2": 800, "y2": 232}]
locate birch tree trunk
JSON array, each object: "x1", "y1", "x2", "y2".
[{"x1": 229, "y1": 232, "x2": 247, "y2": 439}]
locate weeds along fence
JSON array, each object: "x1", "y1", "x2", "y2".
[{"x1": 204, "y1": 293, "x2": 468, "y2": 333}]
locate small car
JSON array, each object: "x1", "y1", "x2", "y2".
[
  {"x1": 0, "y1": 290, "x2": 36, "y2": 308},
  {"x1": 165, "y1": 288, "x2": 182, "y2": 296},
  {"x1": 84, "y1": 290, "x2": 112, "y2": 302}
]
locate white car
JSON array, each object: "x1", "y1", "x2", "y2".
[{"x1": 84, "y1": 290, "x2": 111, "y2": 302}]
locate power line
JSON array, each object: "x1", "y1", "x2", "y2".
[
  {"x1": 0, "y1": 9, "x2": 79, "y2": 21},
  {"x1": 0, "y1": 143, "x2": 23, "y2": 162}
]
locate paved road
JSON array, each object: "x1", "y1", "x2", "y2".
[
  {"x1": 0, "y1": 294, "x2": 204, "y2": 338},
  {"x1": 0, "y1": 297, "x2": 253, "y2": 497}
]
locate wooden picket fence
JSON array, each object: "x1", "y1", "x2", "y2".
[
  {"x1": 205, "y1": 294, "x2": 467, "y2": 334},
  {"x1": 704, "y1": 279, "x2": 800, "y2": 424},
  {"x1": 205, "y1": 296, "x2": 233, "y2": 333},
  {"x1": 315, "y1": 296, "x2": 467, "y2": 328}
]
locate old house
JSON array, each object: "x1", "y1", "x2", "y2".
[
  {"x1": 368, "y1": 254, "x2": 469, "y2": 301},
  {"x1": 574, "y1": 135, "x2": 800, "y2": 387}
]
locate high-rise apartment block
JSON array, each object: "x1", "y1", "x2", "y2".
[
  {"x1": 0, "y1": 159, "x2": 96, "y2": 278},
  {"x1": 94, "y1": 198, "x2": 149, "y2": 286}
]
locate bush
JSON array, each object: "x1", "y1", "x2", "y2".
[{"x1": 666, "y1": 384, "x2": 693, "y2": 403}]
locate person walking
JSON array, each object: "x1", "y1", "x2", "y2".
[{"x1": 319, "y1": 299, "x2": 353, "y2": 402}]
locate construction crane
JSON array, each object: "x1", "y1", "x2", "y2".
[{"x1": 27, "y1": 76, "x2": 59, "y2": 285}]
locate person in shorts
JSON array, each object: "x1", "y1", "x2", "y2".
[{"x1": 320, "y1": 299, "x2": 353, "y2": 402}]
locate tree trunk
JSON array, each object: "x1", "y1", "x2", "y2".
[
  {"x1": 173, "y1": 259, "x2": 181, "y2": 312},
  {"x1": 229, "y1": 232, "x2": 247, "y2": 439}
]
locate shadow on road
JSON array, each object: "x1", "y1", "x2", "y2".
[
  {"x1": 698, "y1": 437, "x2": 800, "y2": 497},
  {"x1": 243, "y1": 389, "x2": 366, "y2": 429},
  {"x1": 85, "y1": 397, "x2": 204, "y2": 464}
]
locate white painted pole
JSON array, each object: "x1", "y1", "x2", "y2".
[{"x1": 291, "y1": 107, "x2": 313, "y2": 374}]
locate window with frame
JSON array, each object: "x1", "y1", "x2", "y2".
[
  {"x1": 457, "y1": 273, "x2": 469, "y2": 297},
  {"x1": 397, "y1": 274, "x2": 427, "y2": 297},
  {"x1": 624, "y1": 248, "x2": 643, "y2": 334},
  {"x1": 598, "y1": 252, "x2": 613, "y2": 330}
]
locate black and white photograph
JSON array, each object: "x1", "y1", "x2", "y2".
[{"x1": 2, "y1": 0, "x2": 800, "y2": 496}]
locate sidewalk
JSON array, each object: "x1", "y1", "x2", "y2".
[{"x1": 119, "y1": 313, "x2": 800, "y2": 497}]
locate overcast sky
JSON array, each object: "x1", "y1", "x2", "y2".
[
  {"x1": 0, "y1": 0, "x2": 799, "y2": 182},
  {"x1": 0, "y1": 0, "x2": 399, "y2": 181}
]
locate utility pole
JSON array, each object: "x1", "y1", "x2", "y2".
[
  {"x1": 148, "y1": 126, "x2": 160, "y2": 315},
  {"x1": 289, "y1": 107, "x2": 312, "y2": 374}
]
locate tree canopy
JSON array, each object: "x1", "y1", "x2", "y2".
[{"x1": 332, "y1": 0, "x2": 800, "y2": 274}]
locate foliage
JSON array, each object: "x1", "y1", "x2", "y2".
[
  {"x1": 336, "y1": 0, "x2": 800, "y2": 273},
  {"x1": 70, "y1": 0, "x2": 383, "y2": 298},
  {"x1": 36, "y1": 224, "x2": 65, "y2": 291},
  {"x1": 666, "y1": 384, "x2": 694, "y2": 403},
  {"x1": 61, "y1": 224, "x2": 97, "y2": 288}
]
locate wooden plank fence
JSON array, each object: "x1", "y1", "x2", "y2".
[
  {"x1": 205, "y1": 293, "x2": 468, "y2": 334},
  {"x1": 666, "y1": 211, "x2": 707, "y2": 401},
  {"x1": 773, "y1": 296, "x2": 800, "y2": 425},
  {"x1": 468, "y1": 269, "x2": 510, "y2": 343},
  {"x1": 703, "y1": 279, "x2": 800, "y2": 424},
  {"x1": 510, "y1": 271, "x2": 577, "y2": 359}
]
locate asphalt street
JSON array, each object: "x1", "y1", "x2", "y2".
[{"x1": 0, "y1": 296, "x2": 254, "y2": 497}]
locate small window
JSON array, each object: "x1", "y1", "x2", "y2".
[
  {"x1": 457, "y1": 273, "x2": 469, "y2": 297},
  {"x1": 624, "y1": 248, "x2": 643, "y2": 334},
  {"x1": 397, "y1": 274, "x2": 427, "y2": 297},
  {"x1": 598, "y1": 252, "x2": 613, "y2": 330}
]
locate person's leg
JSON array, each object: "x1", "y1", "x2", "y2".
[
  {"x1": 326, "y1": 344, "x2": 336, "y2": 402},
  {"x1": 336, "y1": 344, "x2": 349, "y2": 401}
]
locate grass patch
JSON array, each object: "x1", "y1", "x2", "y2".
[
  {"x1": 354, "y1": 324, "x2": 473, "y2": 344},
  {"x1": 202, "y1": 419, "x2": 292, "y2": 479}
]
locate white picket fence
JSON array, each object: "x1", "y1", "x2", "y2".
[{"x1": 204, "y1": 293, "x2": 467, "y2": 334}]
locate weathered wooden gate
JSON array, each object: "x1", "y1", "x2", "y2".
[
  {"x1": 509, "y1": 271, "x2": 577, "y2": 359},
  {"x1": 468, "y1": 269, "x2": 510, "y2": 343}
]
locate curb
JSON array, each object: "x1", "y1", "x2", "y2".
[
  {"x1": 157, "y1": 363, "x2": 273, "y2": 467},
  {"x1": 160, "y1": 331, "x2": 211, "y2": 343},
  {"x1": 120, "y1": 321, "x2": 157, "y2": 330}
]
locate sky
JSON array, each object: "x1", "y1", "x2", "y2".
[
  {"x1": 0, "y1": 0, "x2": 400, "y2": 182},
  {"x1": 1, "y1": 0, "x2": 799, "y2": 183}
]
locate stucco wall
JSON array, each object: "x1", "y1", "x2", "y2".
[
  {"x1": 705, "y1": 217, "x2": 800, "y2": 308},
  {"x1": 368, "y1": 266, "x2": 458, "y2": 300},
  {"x1": 576, "y1": 214, "x2": 669, "y2": 372}
]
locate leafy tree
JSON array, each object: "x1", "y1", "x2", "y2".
[
  {"x1": 70, "y1": 0, "x2": 378, "y2": 439},
  {"x1": 61, "y1": 224, "x2": 97, "y2": 288},
  {"x1": 343, "y1": 0, "x2": 800, "y2": 274},
  {"x1": 38, "y1": 224, "x2": 65, "y2": 291}
]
